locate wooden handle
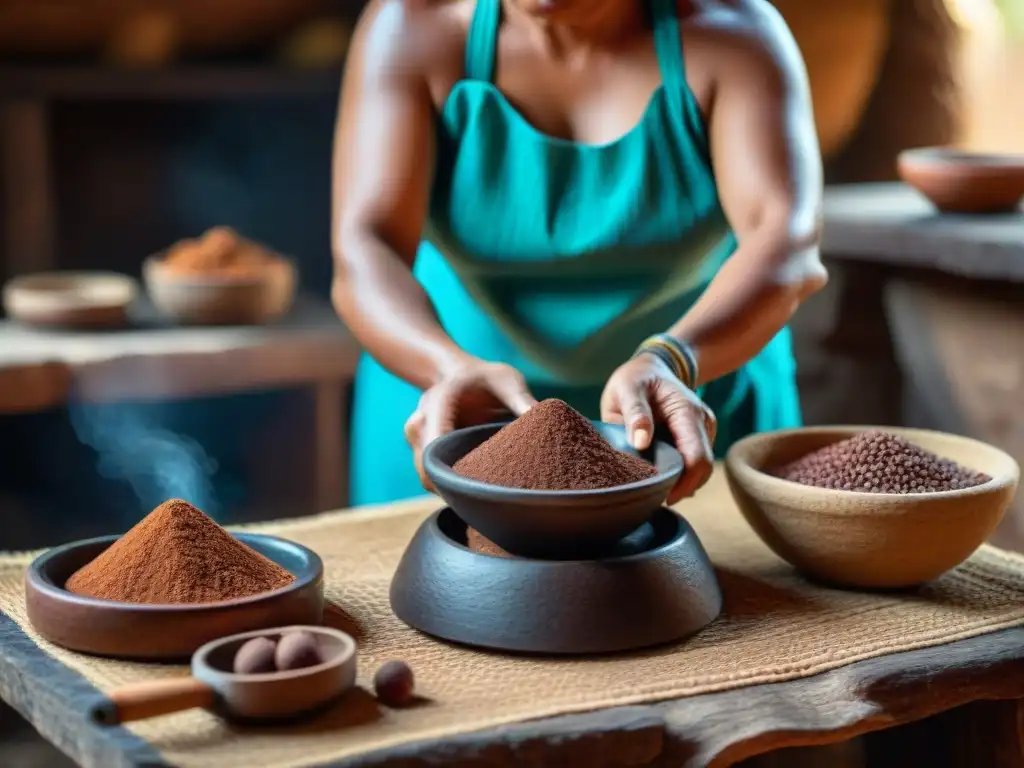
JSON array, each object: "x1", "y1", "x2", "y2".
[{"x1": 90, "y1": 677, "x2": 216, "y2": 725}]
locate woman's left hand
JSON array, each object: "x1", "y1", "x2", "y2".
[{"x1": 601, "y1": 353, "x2": 717, "y2": 504}]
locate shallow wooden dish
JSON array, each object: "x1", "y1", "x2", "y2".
[
  {"x1": 423, "y1": 421, "x2": 683, "y2": 558},
  {"x1": 142, "y1": 255, "x2": 296, "y2": 326},
  {"x1": 390, "y1": 507, "x2": 721, "y2": 654},
  {"x1": 91, "y1": 625, "x2": 357, "y2": 725},
  {"x1": 725, "y1": 426, "x2": 1020, "y2": 588},
  {"x1": 2, "y1": 271, "x2": 138, "y2": 329},
  {"x1": 898, "y1": 147, "x2": 1024, "y2": 214},
  {"x1": 25, "y1": 533, "x2": 324, "y2": 661}
]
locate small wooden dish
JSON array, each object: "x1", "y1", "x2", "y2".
[
  {"x1": 423, "y1": 421, "x2": 683, "y2": 558},
  {"x1": 897, "y1": 147, "x2": 1024, "y2": 214},
  {"x1": 142, "y1": 254, "x2": 296, "y2": 325},
  {"x1": 725, "y1": 426, "x2": 1020, "y2": 588},
  {"x1": 25, "y1": 533, "x2": 324, "y2": 660},
  {"x1": 391, "y1": 507, "x2": 722, "y2": 654},
  {"x1": 2, "y1": 271, "x2": 138, "y2": 329},
  {"x1": 91, "y1": 626, "x2": 357, "y2": 725}
]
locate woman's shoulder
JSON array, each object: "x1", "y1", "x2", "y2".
[
  {"x1": 349, "y1": 0, "x2": 471, "y2": 84},
  {"x1": 680, "y1": 0, "x2": 805, "y2": 83}
]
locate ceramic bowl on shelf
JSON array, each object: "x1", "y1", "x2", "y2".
[
  {"x1": 897, "y1": 147, "x2": 1024, "y2": 214},
  {"x1": 142, "y1": 254, "x2": 296, "y2": 326},
  {"x1": 423, "y1": 420, "x2": 682, "y2": 558},
  {"x1": 725, "y1": 426, "x2": 1019, "y2": 589},
  {"x1": 25, "y1": 533, "x2": 324, "y2": 660},
  {"x1": 2, "y1": 271, "x2": 138, "y2": 329}
]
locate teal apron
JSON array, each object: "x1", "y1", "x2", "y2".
[{"x1": 350, "y1": 0, "x2": 801, "y2": 506}]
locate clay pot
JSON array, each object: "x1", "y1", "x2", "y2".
[
  {"x1": 898, "y1": 147, "x2": 1024, "y2": 214},
  {"x1": 725, "y1": 426, "x2": 1019, "y2": 589},
  {"x1": 772, "y1": 0, "x2": 892, "y2": 158}
]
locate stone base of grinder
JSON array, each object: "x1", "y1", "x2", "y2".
[{"x1": 390, "y1": 507, "x2": 723, "y2": 654}]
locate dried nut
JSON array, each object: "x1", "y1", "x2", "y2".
[
  {"x1": 374, "y1": 660, "x2": 415, "y2": 707},
  {"x1": 274, "y1": 630, "x2": 324, "y2": 671},
  {"x1": 233, "y1": 637, "x2": 277, "y2": 675}
]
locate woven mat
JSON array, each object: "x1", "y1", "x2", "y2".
[{"x1": 3, "y1": 472, "x2": 1024, "y2": 768}]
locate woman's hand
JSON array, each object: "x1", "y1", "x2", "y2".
[
  {"x1": 405, "y1": 360, "x2": 537, "y2": 492},
  {"x1": 601, "y1": 353, "x2": 717, "y2": 504}
]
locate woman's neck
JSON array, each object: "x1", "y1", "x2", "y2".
[{"x1": 502, "y1": 0, "x2": 648, "y2": 53}]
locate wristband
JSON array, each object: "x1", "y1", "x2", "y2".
[{"x1": 634, "y1": 334, "x2": 698, "y2": 390}]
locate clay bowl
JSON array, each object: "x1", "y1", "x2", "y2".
[
  {"x1": 423, "y1": 421, "x2": 683, "y2": 558},
  {"x1": 725, "y1": 426, "x2": 1020, "y2": 588},
  {"x1": 2, "y1": 271, "x2": 138, "y2": 329},
  {"x1": 142, "y1": 254, "x2": 296, "y2": 325},
  {"x1": 90, "y1": 626, "x2": 357, "y2": 726},
  {"x1": 25, "y1": 533, "x2": 324, "y2": 660},
  {"x1": 897, "y1": 147, "x2": 1024, "y2": 214},
  {"x1": 391, "y1": 507, "x2": 722, "y2": 654}
]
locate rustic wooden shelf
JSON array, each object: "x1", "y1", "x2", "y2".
[{"x1": 823, "y1": 183, "x2": 1024, "y2": 283}]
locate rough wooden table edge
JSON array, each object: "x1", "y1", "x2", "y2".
[
  {"x1": 3, "y1": 612, "x2": 1023, "y2": 768},
  {"x1": 0, "y1": 297, "x2": 361, "y2": 411},
  {"x1": 822, "y1": 183, "x2": 1024, "y2": 283},
  {"x1": 0, "y1": 612, "x2": 168, "y2": 768}
]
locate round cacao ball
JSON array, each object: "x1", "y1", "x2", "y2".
[
  {"x1": 233, "y1": 636, "x2": 277, "y2": 675},
  {"x1": 274, "y1": 630, "x2": 324, "y2": 671},
  {"x1": 374, "y1": 660, "x2": 415, "y2": 707}
]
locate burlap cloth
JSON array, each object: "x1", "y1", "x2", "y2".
[{"x1": 3, "y1": 471, "x2": 1024, "y2": 767}]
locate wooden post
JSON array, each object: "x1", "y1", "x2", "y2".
[{"x1": 1, "y1": 99, "x2": 56, "y2": 277}]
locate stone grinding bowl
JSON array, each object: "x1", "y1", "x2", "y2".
[
  {"x1": 142, "y1": 254, "x2": 296, "y2": 326},
  {"x1": 423, "y1": 421, "x2": 683, "y2": 558},
  {"x1": 2, "y1": 271, "x2": 139, "y2": 329},
  {"x1": 725, "y1": 426, "x2": 1020, "y2": 589},
  {"x1": 897, "y1": 147, "x2": 1024, "y2": 214},
  {"x1": 25, "y1": 533, "x2": 324, "y2": 660}
]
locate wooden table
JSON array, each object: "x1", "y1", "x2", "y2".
[
  {"x1": 0, "y1": 297, "x2": 359, "y2": 512},
  {"x1": 822, "y1": 183, "x2": 1024, "y2": 282},
  {"x1": 800, "y1": 182, "x2": 1024, "y2": 434},
  {"x1": 0, "y1": 605, "x2": 1021, "y2": 767},
  {"x1": 813, "y1": 182, "x2": 1024, "y2": 551}
]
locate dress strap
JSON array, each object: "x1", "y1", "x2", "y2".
[
  {"x1": 465, "y1": 0, "x2": 501, "y2": 82},
  {"x1": 650, "y1": 0, "x2": 709, "y2": 151}
]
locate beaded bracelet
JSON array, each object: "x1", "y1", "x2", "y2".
[{"x1": 634, "y1": 334, "x2": 699, "y2": 390}]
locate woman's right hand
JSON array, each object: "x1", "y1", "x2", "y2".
[{"x1": 404, "y1": 360, "x2": 537, "y2": 492}]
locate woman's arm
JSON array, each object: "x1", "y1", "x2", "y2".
[
  {"x1": 668, "y1": 3, "x2": 827, "y2": 386},
  {"x1": 332, "y1": 1, "x2": 471, "y2": 391}
]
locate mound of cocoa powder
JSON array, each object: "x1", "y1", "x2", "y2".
[
  {"x1": 466, "y1": 528, "x2": 512, "y2": 558},
  {"x1": 452, "y1": 399, "x2": 656, "y2": 491},
  {"x1": 66, "y1": 499, "x2": 295, "y2": 604},
  {"x1": 771, "y1": 430, "x2": 990, "y2": 494}
]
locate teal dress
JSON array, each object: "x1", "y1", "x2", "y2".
[{"x1": 350, "y1": 0, "x2": 801, "y2": 506}]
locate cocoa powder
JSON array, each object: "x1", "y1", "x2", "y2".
[
  {"x1": 65, "y1": 499, "x2": 295, "y2": 604},
  {"x1": 772, "y1": 430, "x2": 990, "y2": 494},
  {"x1": 466, "y1": 527, "x2": 512, "y2": 558},
  {"x1": 452, "y1": 399, "x2": 655, "y2": 490},
  {"x1": 162, "y1": 226, "x2": 283, "y2": 277}
]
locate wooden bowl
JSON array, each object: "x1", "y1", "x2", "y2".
[
  {"x1": 390, "y1": 507, "x2": 722, "y2": 654},
  {"x1": 142, "y1": 255, "x2": 296, "y2": 326},
  {"x1": 91, "y1": 625, "x2": 357, "y2": 725},
  {"x1": 2, "y1": 271, "x2": 138, "y2": 329},
  {"x1": 897, "y1": 147, "x2": 1024, "y2": 214},
  {"x1": 725, "y1": 426, "x2": 1020, "y2": 588},
  {"x1": 25, "y1": 533, "x2": 324, "y2": 660},
  {"x1": 423, "y1": 421, "x2": 683, "y2": 558}
]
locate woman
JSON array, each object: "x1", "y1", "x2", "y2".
[{"x1": 333, "y1": 0, "x2": 826, "y2": 506}]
